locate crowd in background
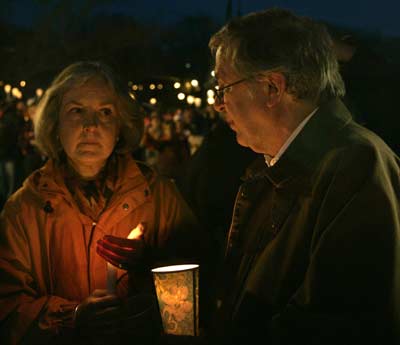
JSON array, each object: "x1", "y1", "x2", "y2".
[
  {"x1": 1, "y1": 28, "x2": 400, "y2": 213},
  {"x1": 137, "y1": 106, "x2": 219, "y2": 179}
]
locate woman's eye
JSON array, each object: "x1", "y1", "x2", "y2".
[
  {"x1": 100, "y1": 108, "x2": 113, "y2": 116},
  {"x1": 69, "y1": 107, "x2": 82, "y2": 114}
]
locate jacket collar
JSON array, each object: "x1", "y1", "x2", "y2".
[
  {"x1": 243, "y1": 99, "x2": 353, "y2": 188},
  {"x1": 26, "y1": 153, "x2": 150, "y2": 215}
]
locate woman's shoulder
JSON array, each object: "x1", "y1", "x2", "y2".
[
  {"x1": 135, "y1": 160, "x2": 156, "y2": 182},
  {"x1": 135, "y1": 160, "x2": 177, "y2": 187},
  {"x1": 1, "y1": 181, "x2": 41, "y2": 219},
  {"x1": 122, "y1": 153, "x2": 177, "y2": 191},
  {"x1": 1, "y1": 162, "x2": 59, "y2": 217}
]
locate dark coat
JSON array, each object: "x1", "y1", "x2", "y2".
[
  {"x1": 214, "y1": 99, "x2": 400, "y2": 345},
  {"x1": 176, "y1": 118, "x2": 258, "y2": 245}
]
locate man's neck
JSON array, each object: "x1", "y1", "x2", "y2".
[{"x1": 271, "y1": 99, "x2": 317, "y2": 152}]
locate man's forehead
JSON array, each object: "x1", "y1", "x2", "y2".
[{"x1": 214, "y1": 47, "x2": 237, "y2": 81}]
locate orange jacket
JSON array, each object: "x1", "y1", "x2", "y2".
[{"x1": 0, "y1": 154, "x2": 203, "y2": 344}]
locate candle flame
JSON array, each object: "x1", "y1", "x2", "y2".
[{"x1": 127, "y1": 223, "x2": 144, "y2": 239}]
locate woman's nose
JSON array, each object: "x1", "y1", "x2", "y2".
[{"x1": 82, "y1": 111, "x2": 99, "y2": 130}]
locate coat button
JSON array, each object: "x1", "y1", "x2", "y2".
[
  {"x1": 122, "y1": 203, "x2": 129, "y2": 210},
  {"x1": 43, "y1": 201, "x2": 53, "y2": 213}
]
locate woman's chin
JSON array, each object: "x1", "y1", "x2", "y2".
[{"x1": 72, "y1": 151, "x2": 109, "y2": 165}]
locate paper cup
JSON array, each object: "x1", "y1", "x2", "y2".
[{"x1": 151, "y1": 264, "x2": 199, "y2": 336}]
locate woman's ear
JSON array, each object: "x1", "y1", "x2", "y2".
[{"x1": 256, "y1": 72, "x2": 286, "y2": 108}]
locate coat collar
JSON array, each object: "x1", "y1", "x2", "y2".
[
  {"x1": 26, "y1": 153, "x2": 150, "y2": 217},
  {"x1": 243, "y1": 99, "x2": 353, "y2": 188}
]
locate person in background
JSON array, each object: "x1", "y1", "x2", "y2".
[
  {"x1": 18, "y1": 98, "x2": 45, "y2": 181},
  {"x1": 155, "y1": 119, "x2": 190, "y2": 180},
  {"x1": 181, "y1": 108, "x2": 207, "y2": 155},
  {"x1": 176, "y1": 115, "x2": 257, "y2": 245},
  {"x1": 0, "y1": 100, "x2": 24, "y2": 209},
  {"x1": 206, "y1": 8, "x2": 400, "y2": 345},
  {"x1": 331, "y1": 29, "x2": 400, "y2": 156},
  {"x1": 141, "y1": 111, "x2": 162, "y2": 167},
  {"x1": 0, "y1": 61, "x2": 206, "y2": 345}
]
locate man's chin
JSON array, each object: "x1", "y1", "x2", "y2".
[{"x1": 236, "y1": 135, "x2": 263, "y2": 154}]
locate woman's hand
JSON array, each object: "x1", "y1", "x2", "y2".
[
  {"x1": 74, "y1": 289, "x2": 122, "y2": 337},
  {"x1": 96, "y1": 235, "x2": 147, "y2": 271}
]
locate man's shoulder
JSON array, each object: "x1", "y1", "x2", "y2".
[{"x1": 339, "y1": 121, "x2": 398, "y2": 164}]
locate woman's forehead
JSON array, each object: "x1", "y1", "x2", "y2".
[{"x1": 62, "y1": 77, "x2": 116, "y2": 104}]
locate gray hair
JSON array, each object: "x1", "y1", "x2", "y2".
[
  {"x1": 209, "y1": 8, "x2": 345, "y2": 103},
  {"x1": 34, "y1": 61, "x2": 144, "y2": 160}
]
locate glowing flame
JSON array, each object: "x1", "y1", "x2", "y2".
[{"x1": 127, "y1": 223, "x2": 144, "y2": 239}]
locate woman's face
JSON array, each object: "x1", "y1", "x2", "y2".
[{"x1": 58, "y1": 77, "x2": 120, "y2": 177}]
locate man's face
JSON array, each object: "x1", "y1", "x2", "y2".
[{"x1": 213, "y1": 48, "x2": 274, "y2": 154}]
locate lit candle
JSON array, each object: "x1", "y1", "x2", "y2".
[
  {"x1": 127, "y1": 223, "x2": 144, "y2": 240},
  {"x1": 106, "y1": 223, "x2": 144, "y2": 294}
]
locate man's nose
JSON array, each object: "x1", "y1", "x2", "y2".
[{"x1": 213, "y1": 96, "x2": 225, "y2": 113}]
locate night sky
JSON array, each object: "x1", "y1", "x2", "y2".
[{"x1": 2, "y1": 0, "x2": 400, "y2": 37}]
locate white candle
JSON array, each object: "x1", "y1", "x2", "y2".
[
  {"x1": 106, "y1": 262, "x2": 117, "y2": 294},
  {"x1": 106, "y1": 223, "x2": 144, "y2": 294}
]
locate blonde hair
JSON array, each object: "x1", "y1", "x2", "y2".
[{"x1": 34, "y1": 61, "x2": 144, "y2": 160}]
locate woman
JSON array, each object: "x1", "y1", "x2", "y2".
[{"x1": 0, "y1": 61, "x2": 205, "y2": 344}]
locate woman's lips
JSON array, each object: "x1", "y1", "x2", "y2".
[{"x1": 79, "y1": 141, "x2": 100, "y2": 146}]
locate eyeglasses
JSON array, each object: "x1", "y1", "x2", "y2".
[{"x1": 214, "y1": 78, "x2": 248, "y2": 103}]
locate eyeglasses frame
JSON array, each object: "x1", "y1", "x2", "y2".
[{"x1": 214, "y1": 77, "x2": 249, "y2": 103}]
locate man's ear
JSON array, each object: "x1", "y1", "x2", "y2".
[{"x1": 256, "y1": 72, "x2": 286, "y2": 108}]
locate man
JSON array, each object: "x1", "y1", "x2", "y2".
[{"x1": 208, "y1": 8, "x2": 400, "y2": 345}]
